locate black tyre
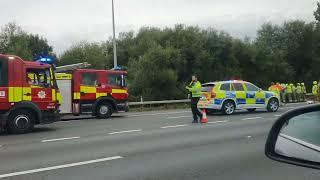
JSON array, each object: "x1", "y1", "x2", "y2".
[
  {"x1": 96, "y1": 102, "x2": 113, "y2": 119},
  {"x1": 222, "y1": 100, "x2": 236, "y2": 115},
  {"x1": 267, "y1": 98, "x2": 279, "y2": 112},
  {"x1": 247, "y1": 108, "x2": 256, "y2": 112},
  {"x1": 8, "y1": 110, "x2": 35, "y2": 134}
]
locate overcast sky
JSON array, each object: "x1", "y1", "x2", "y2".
[{"x1": 1, "y1": 0, "x2": 318, "y2": 54}]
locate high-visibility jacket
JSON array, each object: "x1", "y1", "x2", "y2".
[
  {"x1": 187, "y1": 81, "x2": 202, "y2": 98},
  {"x1": 286, "y1": 85, "x2": 292, "y2": 93},
  {"x1": 269, "y1": 85, "x2": 280, "y2": 95},
  {"x1": 275, "y1": 84, "x2": 283, "y2": 93},
  {"x1": 296, "y1": 85, "x2": 302, "y2": 94},
  {"x1": 268, "y1": 86, "x2": 273, "y2": 92},
  {"x1": 291, "y1": 85, "x2": 296, "y2": 93},
  {"x1": 313, "y1": 85, "x2": 318, "y2": 95},
  {"x1": 302, "y1": 85, "x2": 306, "y2": 94}
]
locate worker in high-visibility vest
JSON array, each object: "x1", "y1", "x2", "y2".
[
  {"x1": 285, "y1": 84, "x2": 292, "y2": 103},
  {"x1": 290, "y1": 84, "x2": 296, "y2": 102},
  {"x1": 268, "y1": 83, "x2": 280, "y2": 101},
  {"x1": 313, "y1": 81, "x2": 319, "y2": 102},
  {"x1": 268, "y1": 82, "x2": 275, "y2": 92},
  {"x1": 281, "y1": 83, "x2": 287, "y2": 103},
  {"x1": 301, "y1": 82, "x2": 306, "y2": 101},
  {"x1": 296, "y1": 83, "x2": 302, "y2": 102},
  {"x1": 274, "y1": 83, "x2": 283, "y2": 102}
]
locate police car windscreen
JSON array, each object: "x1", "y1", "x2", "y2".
[{"x1": 202, "y1": 84, "x2": 215, "y2": 92}]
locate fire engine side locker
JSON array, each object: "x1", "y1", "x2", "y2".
[{"x1": 56, "y1": 74, "x2": 73, "y2": 114}]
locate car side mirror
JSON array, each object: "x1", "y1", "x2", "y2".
[{"x1": 265, "y1": 104, "x2": 320, "y2": 169}]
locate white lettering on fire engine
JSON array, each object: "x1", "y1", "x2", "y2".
[
  {"x1": 0, "y1": 91, "x2": 5, "y2": 97},
  {"x1": 38, "y1": 91, "x2": 46, "y2": 99}
]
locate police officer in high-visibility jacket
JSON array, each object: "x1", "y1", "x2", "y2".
[
  {"x1": 186, "y1": 75, "x2": 203, "y2": 123},
  {"x1": 285, "y1": 84, "x2": 292, "y2": 103},
  {"x1": 281, "y1": 83, "x2": 286, "y2": 103},
  {"x1": 290, "y1": 84, "x2": 296, "y2": 102},
  {"x1": 312, "y1": 81, "x2": 318, "y2": 102},
  {"x1": 301, "y1": 82, "x2": 306, "y2": 101},
  {"x1": 296, "y1": 83, "x2": 302, "y2": 102}
]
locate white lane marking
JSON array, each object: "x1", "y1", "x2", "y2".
[
  {"x1": 0, "y1": 156, "x2": 123, "y2": 179},
  {"x1": 41, "y1": 137, "x2": 80, "y2": 143},
  {"x1": 247, "y1": 136, "x2": 252, "y2": 138},
  {"x1": 274, "y1": 115, "x2": 282, "y2": 117},
  {"x1": 207, "y1": 120, "x2": 229, "y2": 124},
  {"x1": 161, "y1": 124, "x2": 189, "y2": 129},
  {"x1": 242, "y1": 117, "x2": 262, "y2": 121},
  {"x1": 128, "y1": 111, "x2": 190, "y2": 117},
  {"x1": 167, "y1": 116, "x2": 190, "y2": 119},
  {"x1": 108, "y1": 129, "x2": 142, "y2": 135}
]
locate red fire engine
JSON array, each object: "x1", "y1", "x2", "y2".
[
  {"x1": 56, "y1": 68, "x2": 129, "y2": 118},
  {"x1": 0, "y1": 54, "x2": 60, "y2": 134}
]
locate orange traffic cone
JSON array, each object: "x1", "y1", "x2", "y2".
[{"x1": 201, "y1": 109, "x2": 208, "y2": 123}]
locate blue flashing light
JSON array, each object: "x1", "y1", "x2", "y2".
[
  {"x1": 112, "y1": 65, "x2": 127, "y2": 71},
  {"x1": 34, "y1": 54, "x2": 56, "y2": 65},
  {"x1": 114, "y1": 66, "x2": 122, "y2": 70}
]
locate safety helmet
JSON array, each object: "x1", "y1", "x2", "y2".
[
  {"x1": 301, "y1": 83, "x2": 304, "y2": 85},
  {"x1": 313, "y1": 81, "x2": 318, "y2": 85},
  {"x1": 297, "y1": 83, "x2": 300, "y2": 86},
  {"x1": 290, "y1": 84, "x2": 294, "y2": 86}
]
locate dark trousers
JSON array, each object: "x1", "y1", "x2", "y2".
[{"x1": 191, "y1": 97, "x2": 202, "y2": 121}]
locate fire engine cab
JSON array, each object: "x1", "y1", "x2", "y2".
[
  {"x1": 0, "y1": 54, "x2": 60, "y2": 134},
  {"x1": 56, "y1": 67, "x2": 129, "y2": 118}
]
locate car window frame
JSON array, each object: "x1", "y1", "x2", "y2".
[
  {"x1": 81, "y1": 72, "x2": 98, "y2": 87},
  {"x1": 232, "y1": 82, "x2": 245, "y2": 91},
  {"x1": 201, "y1": 83, "x2": 215, "y2": 92},
  {"x1": 26, "y1": 68, "x2": 52, "y2": 88},
  {"x1": 220, "y1": 83, "x2": 231, "y2": 91},
  {"x1": 245, "y1": 83, "x2": 259, "y2": 91}
]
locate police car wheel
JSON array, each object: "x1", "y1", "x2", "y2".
[
  {"x1": 267, "y1": 98, "x2": 279, "y2": 112},
  {"x1": 8, "y1": 110, "x2": 35, "y2": 134},
  {"x1": 222, "y1": 101, "x2": 235, "y2": 115},
  {"x1": 96, "y1": 102, "x2": 113, "y2": 119}
]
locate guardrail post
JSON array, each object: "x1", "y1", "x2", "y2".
[{"x1": 140, "y1": 96, "x2": 143, "y2": 111}]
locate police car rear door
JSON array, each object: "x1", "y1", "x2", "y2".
[
  {"x1": 244, "y1": 83, "x2": 265, "y2": 108},
  {"x1": 231, "y1": 82, "x2": 246, "y2": 108}
]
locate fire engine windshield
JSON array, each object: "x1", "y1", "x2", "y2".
[
  {"x1": 108, "y1": 74, "x2": 127, "y2": 87},
  {"x1": 0, "y1": 60, "x2": 8, "y2": 86},
  {"x1": 27, "y1": 68, "x2": 52, "y2": 88}
]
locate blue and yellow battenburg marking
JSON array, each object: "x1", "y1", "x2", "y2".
[
  {"x1": 198, "y1": 80, "x2": 278, "y2": 110},
  {"x1": 211, "y1": 91, "x2": 273, "y2": 106}
]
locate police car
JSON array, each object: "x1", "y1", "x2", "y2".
[{"x1": 198, "y1": 80, "x2": 280, "y2": 115}]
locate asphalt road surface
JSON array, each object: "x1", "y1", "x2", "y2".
[{"x1": 0, "y1": 103, "x2": 320, "y2": 180}]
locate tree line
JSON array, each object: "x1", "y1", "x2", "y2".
[{"x1": 2, "y1": 3, "x2": 320, "y2": 101}]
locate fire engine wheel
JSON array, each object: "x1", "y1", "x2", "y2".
[
  {"x1": 96, "y1": 102, "x2": 113, "y2": 119},
  {"x1": 8, "y1": 110, "x2": 35, "y2": 134}
]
